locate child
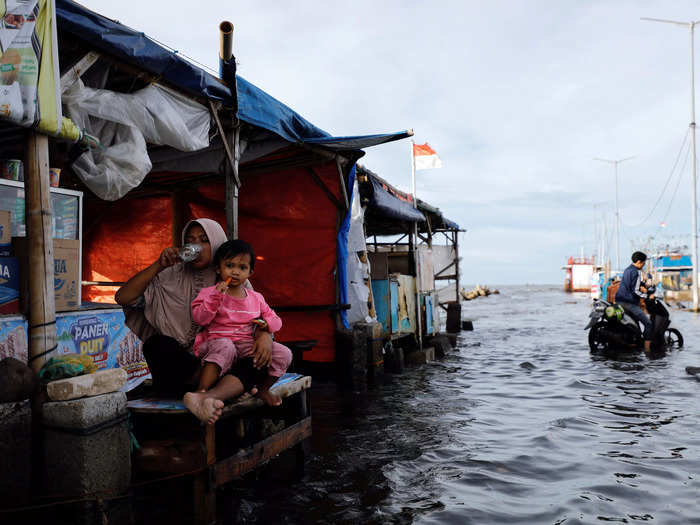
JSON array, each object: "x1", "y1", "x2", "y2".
[{"x1": 191, "y1": 239, "x2": 292, "y2": 406}]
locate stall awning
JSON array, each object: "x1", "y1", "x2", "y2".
[
  {"x1": 366, "y1": 176, "x2": 425, "y2": 223},
  {"x1": 655, "y1": 255, "x2": 692, "y2": 270},
  {"x1": 56, "y1": 0, "x2": 410, "y2": 152}
]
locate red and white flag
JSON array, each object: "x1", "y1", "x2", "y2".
[{"x1": 413, "y1": 143, "x2": 443, "y2": 170}]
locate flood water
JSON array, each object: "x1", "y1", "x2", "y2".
[{"x1": 234, "y1": 285, "x2": 700, "y2": 524}]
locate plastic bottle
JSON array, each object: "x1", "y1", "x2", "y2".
[{"x1": 179, "y1": 243, "x2": 202, "y2": 262}]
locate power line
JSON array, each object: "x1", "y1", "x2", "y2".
[
  {"x1": 656, "y1": 144, "x2": 690, "y2": 234},
  {"x1": 627, "y1": 128, "x2": 689, "y2": 228}
]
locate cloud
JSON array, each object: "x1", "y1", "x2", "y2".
[{"x1": 82, "y1": 0, "x2": 700, "y2": 283}]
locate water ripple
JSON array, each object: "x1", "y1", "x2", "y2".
[{"x1": 230, "y1": 286, "x2": 700, "y2": 524}]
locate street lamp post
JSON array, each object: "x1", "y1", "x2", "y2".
[
  {"x1": 594, "y1": 156, "x2": 635, "y2": 273},
  {"x1": 642, "y1": 17, "x2": 700, "y2": 311}
]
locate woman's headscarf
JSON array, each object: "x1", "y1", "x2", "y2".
[{"x1": 123, "y1": 218, "x2": 228, "y2": 348}]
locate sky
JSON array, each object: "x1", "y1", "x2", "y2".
[{"x1": 81, "y1": 0, "x2": 700, "y2": 284}]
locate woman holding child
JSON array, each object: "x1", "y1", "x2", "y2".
[{"x1": 115, "y1": 218, "x2": 281, "y2": 424}]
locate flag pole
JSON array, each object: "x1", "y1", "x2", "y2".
[
  {"x1": 411, "y1": 139, "x2": 417, "y2": 202},
  {"x1": 410, "y1": 140, "x2": 423, "y2": 350}
]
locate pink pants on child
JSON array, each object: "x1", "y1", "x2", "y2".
[{"x1": 197, "y1": 337, "x2": 292, "y2": 377}]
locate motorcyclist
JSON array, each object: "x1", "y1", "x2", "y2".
[{"x1": 615, "y1": 251, "x2": 653, "y2": 353}]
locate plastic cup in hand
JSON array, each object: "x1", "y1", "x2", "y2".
[{"x1": 179, "y1": 243, "x2": 202, "y2": 262}]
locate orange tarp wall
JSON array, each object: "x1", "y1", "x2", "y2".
[{"x1": 82, "y1": 161, "x2": 343, "y2": 363}]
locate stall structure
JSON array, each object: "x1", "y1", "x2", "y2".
[
  {"x1": 0, "y1": 0, "x2": 412, "y2": 380},
  {"x1": 352, "y1": 166, "x2": 462, "y2": 356},
  {"x1": 0, "y1": 0, "x2": 414, "y2": 518},
  {"x1": 649, "y1": 253, "x2": 693, "y2": 302}
]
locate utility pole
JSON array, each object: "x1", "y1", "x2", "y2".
[
  {"x1": 642, "y1": 17, "x2": 700, "y2": 311},
  {"x1": 594, "y1": 156, "x2": 635, "y2": 273}
]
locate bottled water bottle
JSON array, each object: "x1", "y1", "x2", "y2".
[{"x1": 179, "y1": 243, "x2": 202, "y2": 262}]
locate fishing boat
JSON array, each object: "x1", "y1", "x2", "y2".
[
  {"x1": 648, "y1": 251, "x2": 693, "y2": 302},
  {"x1": 562, "y1": 256, "x2": 602, "y2": 293}
]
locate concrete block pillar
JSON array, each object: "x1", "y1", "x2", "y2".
[
  {"x1": 42, "y1": 392, "x2": 130, "y2": 502},
  {"x1": 0, "y1": 400, "x2": 31, "y2": 507}
]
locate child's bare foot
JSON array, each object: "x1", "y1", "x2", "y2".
[
  {"x1": 183, "y1": 392, "x2": 224, "y2": 425},
  {"x1": 257, "y1": 389, "x2": 282, "y2": 407}
]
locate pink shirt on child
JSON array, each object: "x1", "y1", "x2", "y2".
[{"x1": 191, "y1": 286, "x2": 282, "y2": 354}]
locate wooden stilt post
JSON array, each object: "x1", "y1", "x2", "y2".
[
  {"x1": 194, "y1": 424, "x2": 217, "y2": 525},
  {"x1": 454, "y1": 230, "x2": 460, "y2": 304},
  {"x1": 25, "y1": 130, "x2": 56, "y2": 497}
]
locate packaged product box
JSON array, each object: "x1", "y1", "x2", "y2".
[
  {"x1": 0, "y1": 256, "x2": 20, "y2": 314},
  {"x1": 13, "y1": 237, "x2": 81, "y2": 312},
  {"x1": 0, "y1": 210, "x2": 11, "y2": 256}
]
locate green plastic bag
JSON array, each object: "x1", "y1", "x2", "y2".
[{"x1": 39, "y1": 354, "x2": 97, "y2": 382}]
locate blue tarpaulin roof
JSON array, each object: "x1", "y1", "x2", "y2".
[
  {"x1": 367, "y1": 176, "x2": 426, "y2": 223},
  {"x1": 654, "y1": 255, "x2": 692, "y2": 269},
  {"x1": 56, "y1": 0, "x2": 411, "y2": 151}
]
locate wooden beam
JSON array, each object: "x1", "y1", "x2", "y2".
[
  {"x1": 214, "y1": 417, "x2": 312, "y2": 485},
  {"x1": 434, "y1": 261, "x2": 455, "y2": 277},
  {"x1": 335, "y1": 156, "x2": 350, "y2": 210},
  {"x1": 307, "y1": 167, "x2": 342, "y2": 210},
  {"x1": 171, "y1": 190, "x2": 185, "y2": 246},
  {"x1": 60, "y1": 51, "x2": 100, "y2": 94},
  {"x1": 208, "y1": 100, "x2": 240, "y2": 188},
  {"x1": 273, "y1": 304, "x2": 351, "y2": 312}
]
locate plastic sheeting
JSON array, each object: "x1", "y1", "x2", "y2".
[
  {"x1": 336, "y1": 165, "x2": 357, "y2": 329},
  {"x1": 55, "y1": 0, "x2": 411, "y2": 151},
  {"x1": 345, "y1": 177, "x2": 373, "y2": 325},
  {"x1": 0, "y1": 0, "x2": 79, "y2": 139},
  {"x1": 64, "y1": 80, "x2": 210, "y2": 200},
  {"x1": 83, "y1": 160, "x2": 344, "y2": 363}
]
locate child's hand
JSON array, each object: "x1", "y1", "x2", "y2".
[
  {"x1": 252, "y1": 318, "x2": 268, "y2": 330},
  {"x1": 216, "y1": 277, "x2": 232, "y2": 294}
]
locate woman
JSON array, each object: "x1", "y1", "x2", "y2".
[{"x1": 115, "y1": 218, "x2": 273, "y2": 424}]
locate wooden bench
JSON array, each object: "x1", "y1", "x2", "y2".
[{"x1": 127, "y1": 374, "x2": 311, "y2": 524}]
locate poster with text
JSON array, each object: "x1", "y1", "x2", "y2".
[{"x1": 56, "y1": 309, "x2": 150, "y2": 390}]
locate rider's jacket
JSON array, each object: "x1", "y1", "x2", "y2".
[{"x1": 615, "y1": 264, "x2": 647, "y2": 305}]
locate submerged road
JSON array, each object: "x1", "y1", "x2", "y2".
[{"x1": 231, "y1": 286, "x2": 700, "y2": 524}]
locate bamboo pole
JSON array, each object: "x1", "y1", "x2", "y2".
[
  {"x1": 25, "y1": 130, "x2": 56, "y2": 499},
  {"x1": 26, "y1": 131, "x2": 56, "y2": 375}
]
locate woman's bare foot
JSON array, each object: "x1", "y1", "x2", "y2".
[
  {"x1": 183, "y1": 392, "x2": 224, "y2": 425},
  {"x1": 257, "y1": 389, "x2": 282, "y2": 407}
]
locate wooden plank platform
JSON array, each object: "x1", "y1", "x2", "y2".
[
  {"x1": 128, "y1": 374, "x2": 312, "y2": 525},
  {"x1": 127, "y1": 373, "x2": 311, "y2": 417},
  {"x1": 214, "y1": 416, "x2": 311, "y2": 485}
]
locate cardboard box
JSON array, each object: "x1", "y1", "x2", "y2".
[
  {"x1": 0, "y1": 211, "x2": 11, "y2": 256},
  {"x1": 0, "y1": 256, "x2": 20, "y2": 314},
  {"x1": 13, "y1": 237, "x2": 81, "y2": 312}
]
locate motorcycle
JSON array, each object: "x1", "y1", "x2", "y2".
[{"x1": 585, "y1": 282, "x2": 683, "y2": 355}]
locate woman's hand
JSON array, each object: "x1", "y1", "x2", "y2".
[
  {"x1": 158, "y1": 247, "x2": 180, "y2": 270},
  {"x1": 252, "y1": 331, "x2": 273, "y2": 369}
]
